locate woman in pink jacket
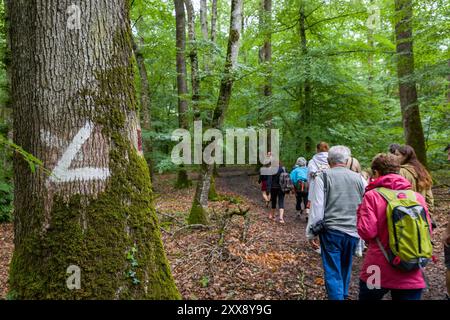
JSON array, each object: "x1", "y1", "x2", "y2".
[{"x1": 357, "y1": 153, "x2": 432, "y2": 300}]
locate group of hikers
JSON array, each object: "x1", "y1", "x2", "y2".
[{"x1": 258, "y1": 142, "x2": 450, "y2": 300}]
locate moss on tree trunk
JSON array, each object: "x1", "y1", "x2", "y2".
[
  {"x1": 208, "y1": 174, "x2": 219, "y2": 201},
  {"x1": 7, "y1": 0, "x2": 180, "y2": 299},
  {"x1": 175, "y1": 167, "x2": 192, "y2": 189}
]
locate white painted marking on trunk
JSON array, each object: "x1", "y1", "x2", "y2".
[
  {"x1": 40, "y1": 129, "x2": 84, "y2": 161},
  {"x1": 48, "y1": 121, "x2": 110, "y2": 183}
]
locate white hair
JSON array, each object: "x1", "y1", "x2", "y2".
[
  {"x1": 296, "y1": 157, "x2": 307, "y2": 167},
  {"x1": 328, "y1": 146, "x2": 351, "y2": 165}
]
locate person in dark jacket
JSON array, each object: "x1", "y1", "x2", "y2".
[{"x1": 268, "y1": 164, "x2": 287, "y2": 223}]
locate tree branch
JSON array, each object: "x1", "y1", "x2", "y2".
[{"x1": 307, "y1": 11, "x2": 367, "y2": 30}]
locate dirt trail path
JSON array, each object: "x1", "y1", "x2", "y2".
[
  {"x1": 0, "y1": 167, "x2": 448, "y2": 300},
  {"x1": 208, "y1": 167, "x2": 447, "y2": 300}
]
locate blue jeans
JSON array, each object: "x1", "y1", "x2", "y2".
[
  {"x1": 359, "y1": 280, "x2": 423, "y2": 300},
  {"x1": 319, "y1": 229, "x2": 359, "y2": 300}
]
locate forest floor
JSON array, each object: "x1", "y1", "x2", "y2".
[{"x1": 0, "y1": 166, "x2": 448, "y2": 300}]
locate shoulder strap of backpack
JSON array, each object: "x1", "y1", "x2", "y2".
[
  {"x1": 376, "y1": 187, "x2": 418, "y2": 203},
  {"x1": 322, "y1": 172, "x2": 328, "y2": 218},
  {"x1": 376, "y1": 187, "x2": 399, "y2": 203},
  {"x1": 375, "y1": 237, "x2": 390, "y2": 262}
]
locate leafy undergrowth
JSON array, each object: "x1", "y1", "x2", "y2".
[{"x1": 0, "y1": 168, "x2": 448, "y2": 300}]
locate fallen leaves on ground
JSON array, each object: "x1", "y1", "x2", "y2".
[{"x1": 0, "y1": 168, "x2": 448, "y2": 300}]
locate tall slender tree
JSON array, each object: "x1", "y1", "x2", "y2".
[
  {"x1": 188, "y1": 0, "x2": 244, "y2": 225},
  {"x1": 394, "y1": 0, "x2": 427, "y2": 165},
  {"x1": 259, "y1": 0, "x2": 272, "y2": 100},
  {"x1": 133, "y1": 36, "x2": 154, "y2": 179},
  {"x1": 184, "y1": 0, "x2": 200, "y2": 112},
  {"x1": 6, "y1": 0, "x2": 180, "y2": 299},
  {"x1": 299, "y1": 2, "x2": 313, "y2": 153},
  {"x1": 200, "y1": 0, "x2": 209, "y2": 41},
  {"x1": 210, "y1": 0, "x2": 218, "y2": 43},
  {"x1": 174, "y1": 0, "x2": 191, "y2": 188}
]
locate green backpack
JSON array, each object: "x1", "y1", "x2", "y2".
[{"x1": 375, "y1": 187, "x2": 433, "y2": 272}]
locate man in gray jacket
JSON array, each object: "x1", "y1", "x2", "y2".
[{"x1": 306, "y1": 145, "x2": 367, "y2": 300}]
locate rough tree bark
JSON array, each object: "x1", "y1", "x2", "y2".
[
  {"x1": 210, "y1": 0, "x2": 218, "y2": 43},
  {"x1": 188, "y1": 0, "x2": 243, "y2": 225},
  {"x1": 132, "y1": 36, "x2": 154, "y2": 180},
  {"x1": 6, "y1": 0, "x2": 180, "y2": 299},
  {"x1": 212, "y1": 0, "x2": 243, "y2": 128},
  {"x1": 394, "y1": 0, "x2": 427, "y2": 165},
  {"x1": 174, "y1": 0, "x2": 191, "y2": 188}
]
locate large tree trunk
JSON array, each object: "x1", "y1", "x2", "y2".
[
  {"x1": 188, "y1": 0, "x2": 243, "y2": 225},
  {"x1": 174, "y1": 0, "x2": 191, "y2": 188},
  {"x1": 394, "y1": 0, "x2": 427, "y2": 166},
  {"x1": 132, "y1": 37, "x2": 154, "y2": 180},
  {"x1": 6, "y1": 0, "x2": 180, "y2": 299}
]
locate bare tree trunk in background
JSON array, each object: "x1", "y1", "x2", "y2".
[
  {"x1": 394, "y1": 0, "x2": 427, "y2": 166},
  {"x1": 184, "y1": 0, "x2": 200, "y2": 112},
  {"x1": 200, "y1": 0, "x2": 209, "y2": 41},
  {"x1": 212, "y1": 0, "x2": 243, "y2": 128},
  {"x1": 258, "y1": 0, "x2": 272, "y2": 152},
  {"x1": 188, "y1": 0, "x2": 243, "y2": 225},
  {"x1": 447, "y1": 59, "x2": 450, "y2": 103},
  {"x1": 133, "y1": 37, "x2": 154, "y2": 180},
  {"x1": 259, "y1": 0, "x2": 272, "y2": 108},
  {"x1": 6, "y1": 0, "x2": 180, "y2": 299},
  {"x1": 200, "y1": 0, "x2": 210, "y2": 74},
  {"x1": 211, "y1": 0, "x2": 218, "y2": 43},
  {"x1": 174, "y1": 0, "x2": 189, "y2": 130},
  {"x1": 174, "y1": 0, "x2": 191, "y2": 188},
  {"x1": 299, "y1": 3, "x2": 313, "y2": 154},
  {"x1": 261, "y1": 0, "x2": 272, "y2": 99},
  {"x1": 367, "y1": 0, "x2": 374, "y2": 96}
]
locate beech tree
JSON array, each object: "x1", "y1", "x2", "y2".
[
  {"x1": 133, "y1": 36, "x2": 154, "y2": 179},
  {"x1": 188, "y1": 0, "x2": 244, "y2": 225},
  {"x1": 7, "y1": 0, "x2": 179, "y2": 299},
  {"x1": 394, "y1": 0, "x2": 427, "y2": 165},
  {"x1": 174, "y1": 0, "x2": 191, "y2": 188}
]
